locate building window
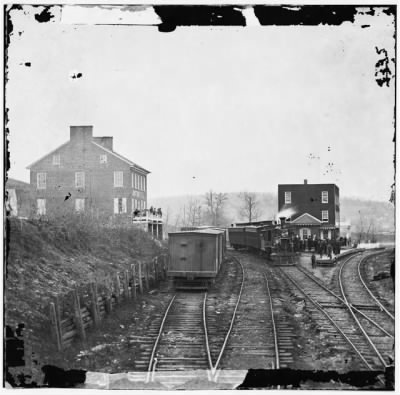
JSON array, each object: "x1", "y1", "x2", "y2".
[
  {"x1": 100, "y1": 154, "x2": 107, "y2": 164},
  {"x1": 133, "y1": 173, "x2": 146, "y2": 191},
  {"x1": 75, "y1": 172, "x2": 85, "y2": 188},
  {"x1": 114, "y1": 171, "x2": 123, "y2": 187},
  {"x1": 284, "y1": 191, "x2": 291, "y2": 204},
  {"x1": 114, "y1": 197, "x2": 127, "y2": 214},
  {"x1": 75, "y1": 198, "x2": 85, "y2": 212},
  {"x1": 322, "y1": 210, "x2": 329, "y2": 222},
  {"x1": 53, "y1": 154, "x2": 60, "y2": 166},
  {"x1": 322, "y1": 191, "x2": 328, "y2": 203},
  {"x1": 37, "y1": 173, "x2": 46, "y2": 189},
  {"x1": 37, "y1": 199, "x2": 46, "y2": 215}
]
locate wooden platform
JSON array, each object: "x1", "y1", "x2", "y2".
[{"x1": 316, "y1": 259, "x2": 336, "y2": 267}]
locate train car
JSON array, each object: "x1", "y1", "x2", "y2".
[
  {"x1": 168, "y1": 229, "x2": 225, "y2": 289},
  {"x1": 228, "y1": 225, "x2": 276, "y2": 258}
]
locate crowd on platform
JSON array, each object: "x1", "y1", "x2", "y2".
[
  {"x1": 133, "y1": 206, "x2": 162, "y2": 218},
  {"x1": 277, "y1": 236, "x2": 352, "y2": 259}
]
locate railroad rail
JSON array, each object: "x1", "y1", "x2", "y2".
[
  {"x1": 213, "y1": 252, "x2": 296, "y2": 379},
  {"x1": 145, "y1": 256, "x2": 245, "y2": 382},
  {"x1": 337, "y1": 252, "x2": 394, "y2": 369},
  {"x1": 357, "y1": 251, "x2": 395, "y2": 320},
  {"x1": 278, "y1": 263, "x2": 389, "y2": 372}
]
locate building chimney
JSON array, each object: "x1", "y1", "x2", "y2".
[
  {"x1": 93, "y1": 136, "x2": 113, "y2": 151},
  {"x1": 70, "y1": 126, "x2": 93, "y2": 142},
  {"x1": 304, "y1": 179, "x2": 308, "y2": 184}
]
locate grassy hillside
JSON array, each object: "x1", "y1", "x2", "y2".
[{"x1": 5, "y1": 216, "x2": 163, "y2": 359}]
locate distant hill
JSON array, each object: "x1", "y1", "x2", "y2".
[{"x1": 149, "y1": 192, "x2": 395, "y2": 234}]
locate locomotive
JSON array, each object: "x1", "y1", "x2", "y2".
[{"x1": 228, "y1": 220, "x2": 294, "y2": 259}]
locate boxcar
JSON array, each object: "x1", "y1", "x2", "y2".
[
  {"x1": 168, "y1": 229, "x2": 226, "y2": 288},
  {"x1": 228, "y1": 225, "x2": 275, "y2": 258}
]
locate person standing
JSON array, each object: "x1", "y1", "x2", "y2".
[
  {"x1": 327, "y1": 243, "x2": 333, "y2": 260},
  {"x1": 311, "y1": 253, "x2": 316, "y2": 269}
]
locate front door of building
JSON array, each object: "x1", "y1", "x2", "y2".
[{"x1": 300, "y1": 228, "x2": 311, "y2": 240}]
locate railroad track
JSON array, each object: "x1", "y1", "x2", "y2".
[
  {"x1": 358, "y1": 250, "x2": 395, "y2": 319},
  {"x1": 336, "y1": 252, "x2": 394, "y2": 369},
  {"x1": 214, "y1": 253, "x2": 296, "y2": 376},
  {"x1": 278, "y1": 263, "x2": 389, "y2": 372},
  {"x1": 143, "y1": 257, "x2": 244, "y2": 383}
]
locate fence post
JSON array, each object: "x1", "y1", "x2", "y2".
[
  {"x1": 73, "y1": 288, "x2": 86, "y2": 341},
  {"x1": 144, "y1": 262, "x2": 149, "y2": 290},
  {"x1": 154, "y1": 257, "x2": 158, "y2": 284},
  {"x1": 49, "y1": 302, "x2": 62, "y2": 350},
  {"x1": 131, "y1": 264, "x2": 137, "y2": 300},
  {"x1": 54, "y1": 296, "x2": 63, "y2": 342},
  {"x1": 115, "y1": 273, "x2": 121, "y2": 303},
  {"x1": 124, "y1": 271, "x2": 130, "y2": 299},
  {"x1": 89, "y1": 282, "x2": 100, "y2": 327},
  {"x1": 138, "y1": 262, "x2": 143, "y2": 294},
  {"x1": 105, "y1": 277, "x2": 112, "y2": 314},
  {"x1": 163, "y1": 255, "x2": 168, "y2": 279}
]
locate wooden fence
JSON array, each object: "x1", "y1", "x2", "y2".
[{"x1": 49, "y1": 255, "x2": 168, "y2": 350}]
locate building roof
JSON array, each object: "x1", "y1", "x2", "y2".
[
  {"x1": 169, "y1": 229, "x2": 225, "y2": 236},
  {"x1": 235, "y1": 220, "x2": 276, "y2": 226},
  {"x1": 291, "y1": 212, "x2": 322, "y2": 226},
  {"x1": 278, "y1": 183, "x2": 338, "y2": 187},
  {"x1": 91, "y1": 142, "x2": 150, "y2": 174},
  {"x1": 6, "y1": 178, "x2": 33, "y2": 190},
  {"x1": 26, "y1": 142, "x2": 69, "y2": 169},
  {"x1": 26, "y1": 139, "x2": 150, "y2": 174}
]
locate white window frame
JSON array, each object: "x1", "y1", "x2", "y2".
[
  {"x1": 322, "y1": 210, "x2": 329, "y2": 222},
  {"x1": 321, "y1": 191, "x2": 328, "y2": 204},
  {"x1": 100, "y1": 154, "x2": 107, "y2": 164},
  {"x1": 284, "y1": 191, "x2": 291, "y2": 204},
  {"x1": 75, "y1": 198, "x2": 85, "y2": 212},
  {"x1": 114, "y1": 197, "x2": 127, "y2": 214},
  {"x1": 75, "y1": 171, "x2": 85, "y2": 188},
  {"x1": 37, "y1": 199, "x2": 46, "y2": 215},
  {"x1": 37, "y1": 173, "x2": 46, "y2": 189},
  {"x1": 114, "y1": 171, "x2": 123, "y2": 187},
  {"x1": 52, "y1": 154, "x2": 60, "y2": 166}
]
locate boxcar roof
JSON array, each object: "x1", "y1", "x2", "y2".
[{"x1": 169, "y1": 229, "x2": 225, "y2": 236}]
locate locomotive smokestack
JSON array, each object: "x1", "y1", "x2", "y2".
[
  {"x1": 304, "y1": 179, "x2": 308, "y2": 184},
  {"x1": 279, "y1": 217, "x2": 286, "y2": 228}
]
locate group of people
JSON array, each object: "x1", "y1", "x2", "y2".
[
  {"x1": 283, "y1": 236, "x2": 345, "y2": 257},
  {"x1": 133, "y1": 206, "x2": 162, "y2": 218}
]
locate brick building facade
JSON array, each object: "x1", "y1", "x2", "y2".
[
  {"x1": 27, "y1": 126, "x2": 149, "y2": 218},
  {"x1": 278, "y1": 180, "x2": 340, "y2": 240}
]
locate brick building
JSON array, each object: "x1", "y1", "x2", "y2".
[
  {"x1": 27, "y1": 125, "x2": 150, "y2": 219},
  {"x1": 278, "y1": 180, "x2": 340, "y2": 240}
]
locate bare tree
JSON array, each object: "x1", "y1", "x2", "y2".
[
  {"x1": 204, "y1": 190, "x2": 228, "y2": 226},
  {"x1": 238, "y1": 191, "x2": 260, "y2": 223},
  {"x1": 187, "y1": 198, "x2": 202, "y2": 227}
]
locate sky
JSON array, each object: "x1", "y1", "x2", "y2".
[{"x1": 6, "y1": 5, "x2": 395, "y2": 201}]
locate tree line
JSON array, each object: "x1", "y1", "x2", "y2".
[{"x1": 163, "y1": 190, "x2": 262, "y2": 233}]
